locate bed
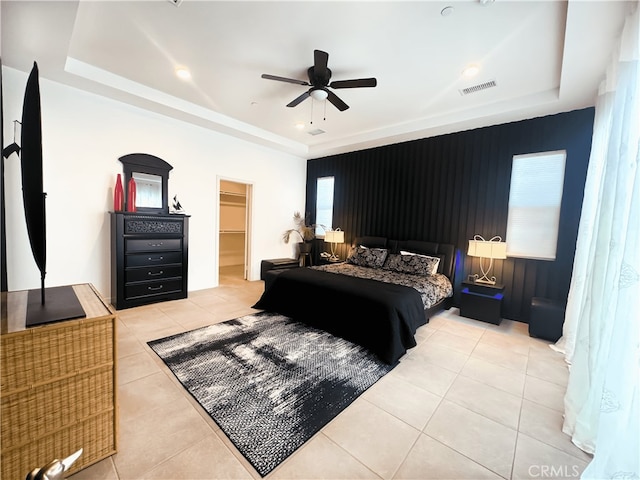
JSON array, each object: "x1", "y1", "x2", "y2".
[{"x1": 253, "y1": 237, "x2": 455, "y2": 364}]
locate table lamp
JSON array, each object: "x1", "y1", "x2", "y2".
[
  {"x1": 467, "y1": 235, "x2": 507, "y2": 285},
  {"x1": 324, "y1": 229, "x2": 345, "y2": 262}
]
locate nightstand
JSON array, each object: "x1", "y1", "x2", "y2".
[
  {"x1": 460, "y1": 281, "x2": 505, "y2": 325},
  {"x1": 318, "y1": 257, "x2": 344, "y2": 265}
]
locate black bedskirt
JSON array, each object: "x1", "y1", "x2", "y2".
[{"x1": 253, "y1": 267, "x2": 427, "y2": 364}]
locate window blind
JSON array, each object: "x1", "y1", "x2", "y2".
[
  {"x1": 315, "y1": 176, "x2": 334, "y2": 236},
  {"x1": 506, "y1": 151, "x2": 566, "y2": 260}
]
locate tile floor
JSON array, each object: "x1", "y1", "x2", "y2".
[{"x1": 70, "y1": 273, "x2": 590, "y2": 479}]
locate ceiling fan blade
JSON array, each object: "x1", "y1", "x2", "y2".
[
  {"x1": 287, "y1": 90, "x2": 311, "y2": 107},
  {"x1": 327, "y1": 90, "x2": 349, "y2": 111},
  {"x1": 329, "y1": 78, "x2": 377, "y2": 89},
  {"x1": 314, "y1": 50, "x2": 329, "y2": 79},
  {"x1": 261, "y1": 74, "x2": 309, "y2": 86}
]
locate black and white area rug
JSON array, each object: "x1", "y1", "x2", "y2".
[{"x1": 147, "y1": 311, "x2": 395, "y2": 477}]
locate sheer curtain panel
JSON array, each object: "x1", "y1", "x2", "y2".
[{"x1": 553, "y1": 2, "x2": 639, "y2": 478}]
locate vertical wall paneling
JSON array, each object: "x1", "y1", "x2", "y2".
[{"x1": 306, "y1": 108, "x2": 595, "y2": 322}]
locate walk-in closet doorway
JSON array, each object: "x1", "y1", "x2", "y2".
[{"x1": 217, "y1": 178, "x2": 252, "y2": 285}]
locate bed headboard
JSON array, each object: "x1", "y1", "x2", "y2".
[
  {"x1": 352, "y1": 236, "x2": 388, "y2": 249},
  {"x1": 352, "y1": 236, "x2": 456, "y2": 282}
]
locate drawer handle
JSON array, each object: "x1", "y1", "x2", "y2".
[
  {"x1": 148, "y1": 270, "x2": 164, "y2": 276},
  {"x1": 148, "y1": 256, "x2": 164, "y2": 261},
  {"x1": 148, "y1": 242, "x2": 164, "y2": 247},
  {"x1": 147, "y1": 285, "x2": 164, "y2": 291}
]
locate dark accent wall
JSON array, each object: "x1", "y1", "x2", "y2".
[{"x1": 305, "y1": 108, "x2": 594, "y2": 322}]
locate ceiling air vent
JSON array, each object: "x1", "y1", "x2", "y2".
[
  {"x1": 459, "y1": 80, "x2": 497, "y2": 96},
  {"x1": 308, "y1": 129, "x2": 325, "y2": 136}
]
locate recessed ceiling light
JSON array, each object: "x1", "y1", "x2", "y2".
[
  {"x1": 295, "y1": 122, "x2": 305, "y2": 130},
  {"x1": 175, "y1": 67, "x2": 191, "y2": 80},
  {"x1": 462, "y1": 65, "x2": 480, "y2": 77}
]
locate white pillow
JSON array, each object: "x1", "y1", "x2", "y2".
[{"x1": 400, "y1": 250, "x2": 440, "y2": 274}]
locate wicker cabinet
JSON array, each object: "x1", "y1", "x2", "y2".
[
  {"x1": 0, "y1": 284, "x2": 117, "y2": 479},
  {"x1": 111, "y1": 212, "x2": 189, "y2": 310}
]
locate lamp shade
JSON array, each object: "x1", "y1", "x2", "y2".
[
  {"x1": 324, "y1": 230, "x2": 344, "y2": 244},
  {"x1": 468, "y1": 238, "x2": 507, "y2": 259},
  {"x1": 310, "y1": 88, "x2": 329, "y2": 101}
]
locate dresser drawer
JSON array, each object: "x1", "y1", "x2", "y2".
[
  {"x1": 125, "y1": 279, "x2": 183, "y2": 299},
  {"x1": 126, "y1": 251, "x2": 182, "y2": 268},
  {"x1": 125, "y1": 265, "x2": 182, "y2": 283},
  {"x1": 125, "y1": 238, "x2": 181, "y2": 253}
]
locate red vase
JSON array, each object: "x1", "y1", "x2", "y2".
[
  {"x1": 113, "y1": 174, "x2": 124, "y2": 211},
  {"x1": 127, "y1": 177, "x2": 137, "y2": 212}
]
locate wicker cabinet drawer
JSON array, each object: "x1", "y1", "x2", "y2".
[
  {"x1": 1, "y1": 411, "x2": 115, "y2": 480},
  {"x1": 125, "y1": 251, "x2": 182, "y2": 268},
  {"x1": 1, "y1": 317, "x2": 113, "y2": 392},
  {"x1": 125, "y1": 265, "x2": 182, "y2": 283},
  {"x1": 125, "y1": 278, "x2": 184, "y2": 299},
  {"x1": 125, "y1": 238, "x2": 182, "y2": 253},
  {"x1": 1, "y1": 365, "x2": 114, "y2": 446}
]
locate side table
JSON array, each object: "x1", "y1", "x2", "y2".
[
  {"x1": 318, "y1": 257, "x2": 344, "y2": 265},
  {"x1": 1, "y1": 284, "x2": 117, "y2": 479},
  {"x1": 460, "y1": 281, "x2": 505, "y2": 325}
]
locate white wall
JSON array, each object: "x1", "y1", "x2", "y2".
[{"x1": 3, "y1": 66, "x2": 308, "y2": 300}]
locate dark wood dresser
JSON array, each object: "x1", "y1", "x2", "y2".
[{"x1": 111, "y1": 212, "x2": 189, "y2": 310}]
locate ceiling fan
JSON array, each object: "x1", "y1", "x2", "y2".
[{"x1": 261, "y1": 49, "x2": 377, "y2": 111}]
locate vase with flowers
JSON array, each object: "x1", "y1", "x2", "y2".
[{"x1": 282, "y1": 211, "x2": 316, "y2": 256}]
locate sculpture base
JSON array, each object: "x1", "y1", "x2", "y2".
[{"x1": 26, "y1": 285, "x2": 86, "y2": 327}]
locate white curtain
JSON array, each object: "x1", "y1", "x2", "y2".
[{"x1": 552, "y1": 2, "x2": 640, "y2": 478}]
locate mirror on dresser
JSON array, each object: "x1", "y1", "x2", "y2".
[{"x1": 119, "y1": 153, "x2": 173, "y2": 214}]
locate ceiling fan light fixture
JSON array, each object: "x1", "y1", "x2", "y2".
[{"x1": 310, "y1": 88, "x2": 328, "y2": 101}]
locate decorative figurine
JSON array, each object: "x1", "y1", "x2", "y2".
[
  {"x1": 172, "y1": 195, "x2": 184, "y2": 213},
  {"x1": 25, "y1": 448, "x2": 82, "y2": 480}
]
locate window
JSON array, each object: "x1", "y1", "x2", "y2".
[
  {"x1": 315, "y1": 176, "x2": 334, "y2": 237},
  {"x1": 506, "y1": 150, "x2": 566, "y2": 260}
]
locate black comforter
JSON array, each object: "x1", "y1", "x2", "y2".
[{"x1": 252, "y1": 268, "x2": 427, "y2": 364}]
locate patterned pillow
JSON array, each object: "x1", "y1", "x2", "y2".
[
  {"x1": 400, "y1": 250, "x2": 441, "y2": 274},
  {"x1": 347, "y1": 247, "x2": 388, "y2": 268},
  {"x1": 383, "y1": 253, "x2": 439, "y2": 276}
]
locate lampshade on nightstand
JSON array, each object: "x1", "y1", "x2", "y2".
[
  {"x1": 467, "y1": 235, "x2": 507, "y2": 285},
  {"x1": 324, "y1": 229, "x2": 345, "y2": 262}
]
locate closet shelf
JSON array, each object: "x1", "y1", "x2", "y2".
[
  {"x1": 220, "y1": 229, "x2": 245, "y2": 234},
  {"x1": 220, "y1": 190, "x2": 245, "y2": 196},
  {"x1": 220, "y1": 192, "x2": 245, "y2": 203}
]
